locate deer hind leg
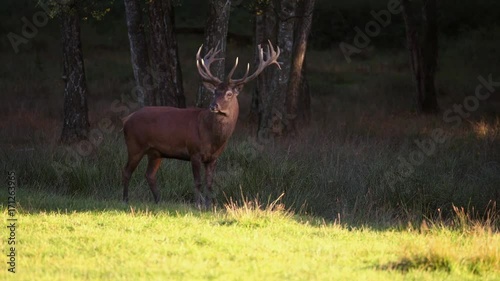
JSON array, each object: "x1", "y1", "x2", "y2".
[
  {"x1": 145, "y1": 154, "x2": 162, "y2": 204},
  {"x1": 190, "y1": 156, "x2": 203, "y2": 209},
  {"x1": 204, "y1": 160, "x2": 217, "y2": 209},
  {"x1": 122, "y1": 152, "x2": 144, "y2": 203}
]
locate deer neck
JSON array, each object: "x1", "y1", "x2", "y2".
[{"x1": 201, "y1": 100, "x2": 239, "y2": 146}]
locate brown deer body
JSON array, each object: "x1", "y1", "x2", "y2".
[{"x1": 122, "y1": 41, "x2": 280, "y2": 208}]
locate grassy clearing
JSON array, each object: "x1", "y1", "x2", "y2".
[{"x1": 1, "y1": 189, "x2": 499, "y2": 281}]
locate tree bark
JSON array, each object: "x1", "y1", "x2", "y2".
[
  {"x1": 274, "y1": 0, "x2": 296, "y2": 128},
  {"x1": 256, "y1": 0, "x2": 296, "y2": 139},
  {"x1": 421, "y1": 0, "x2": 439, "y2": 112},
  {"x1": 248, "y1": 10, "x2": 263, "y2": 123},
  {"x1": 196, "y1": 0, "x2": 232, "y2": 108},
  {"x1": 148, "y1": 0, "x2": 185, "y2": 107},
  {"x1": 286, "y1": 0, "x2": 315, "y2": 130},
  {"x1": 254, "y1": 3, "x2": 277, "y2": 139},
  {"x1": 402, "y1": 0, "x2": 439, "y2": 114},
  {"x1": 124, "y1": 0, "x2": 154, "y2": 106},
  {"x1": 60, "y1": 3, "x2": 89, "y2": 144}
]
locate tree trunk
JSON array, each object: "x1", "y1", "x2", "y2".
[
  {"x1": 286, "y1": 0, "x2": 315, "y2": 130},
  {"x1": 124, "y1": 0, "x2": 154, "y2": 106},
  {"x1": 401, "y1": 0, "x2": 439, "y2": 114},
  {"x1": 421, "y1": 0, "x2": 439, "y2": 113},
  {"x1": 256, "y1": 0, "x2": 296, "y2": 139},
  {"x1": 196, "y1": 0, "x2": 232, "y2": 108},
  {"x1": 148, "y1": 0, "x2": 185, "y2": 107},
  {"x1": 249, "y1": 11, "x2": 263, "y2": 123},
  {"x1": 60, "y1": 4, "x2": 89, "y2": 144},
  {"x1": 274, "y1": 0, "x2": 296, "y2": 131},
  {"x1": 254, "y1": 2, "x2": 278, "y2": 140},
  {"x1": 163, "y1": 0, "x2": 185, "y2": 107},
  {"x1": 298, "y1": 59, "x2": 311, "y2": 122}
]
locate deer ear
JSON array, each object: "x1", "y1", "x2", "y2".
[
  {"x1": 203, "y1": 82, "x2": 217, "y2": 92},
  {"x1": 233, "y1": 84, "x2": 244, "y2": 95}
]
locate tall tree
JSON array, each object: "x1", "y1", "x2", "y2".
[
  {"x1": 196, "y1": 0, "x2": 232, "y2": 108},
  {"x1": 124, "y1": 0, "x2": 154, "y2": 106},
  {"x1": 251, "y1": 1, "x2": 277, "y2": 128},
  {"x1": 148, "y1": 0, "x2": 185, "y2": 107},
  {"x1": 59, "y1": 2, "x2": 89, "y2": 144},
  {"x1": 271, "y1": 0, "x2": 297, "y2": 134},
  {"x1": 286, "y1": 0, "x2": 315, "y2": 129},
  {"x1": 253, "y1": 0, "x2": 315, "y2": 139},
  {"x1": 402, "y1": 0, "x2": 440, "y2": 113},
  {"x1": 254, "y1": 0, "x2": 296, "y2": 139}
]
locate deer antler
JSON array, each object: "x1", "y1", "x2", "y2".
[
  {"x1": 228, "y1": 40, "x2": 281, "y2": 86},
  {"x1": 196, "y1": 42, "x2": 223, "y2": 84}
]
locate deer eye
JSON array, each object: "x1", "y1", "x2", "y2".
[{"x1": 226, "y1": 91, "x2": 233, "y2": 97}]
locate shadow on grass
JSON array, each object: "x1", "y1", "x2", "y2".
[
  {"x1": 376, "y1": 253, "x2": 498, "y2": 276},
  {"x1": 7, "y1": 187, "x2": 202, "y2": 217},
  {"x1": 378, "y1": 255, "x2": 452, "y2": 273},
  {"x1": 6, "y1": 186, "x2": 330, "y2": 230}
]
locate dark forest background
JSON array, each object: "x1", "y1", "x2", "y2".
[{"x1": 1, "y1": 0, "x2": 499, "y2": 224}]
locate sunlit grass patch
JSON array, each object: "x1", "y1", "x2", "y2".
[
  {"x1": 379, "y1": 205, "x2": 500, "y2": 276},
  {"x1": 216, "y1": 191, "x2": 293, "y2": 228},
  {"x1": 380, "y1": 230, "x2": 500, "y2": 275},
  {"x1": 472, "y1": 119, "x2": 500, "y2": 140}
]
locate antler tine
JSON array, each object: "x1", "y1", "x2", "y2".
[
  {"x1": 244, "y1": 63, "x2": 250, "y2": 78},
  {"x1": 235, "y1": 63, "x2": 250, "y2": 83},
  {"x1": 228, "y1": 40, "x2": 281, "y2": 85},
  {"x1": 209, "y1": 41, "x2": 222, "y2": 58},
  {"x1": 196, "y1": 44, "x2": 203, "y2": 58},
  {"x1": 227, "y1": 57, "x2": 239, "y2": 81},
  {"x1": 258, "y1": 44, "x2": 264, "y2": 62},
  {"x1": 196, "y1": 43, "x2": 223, "y2": 84},
  {"x1": 267, "y1": 39, "x2": 281, "y2": 69},
  {"x1": 205, "y1": 43, "x2": 223, "y2": 63},
  {"x1": 196, "y1": 60, "x2": 210, "y2": 81},
  {"x1": 228, "y1": 56, "x2": 252, "y2": 83}
]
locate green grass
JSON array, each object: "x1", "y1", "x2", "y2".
[{"x1": 1, "y1": 189, "x2": 499, "y2": 281}]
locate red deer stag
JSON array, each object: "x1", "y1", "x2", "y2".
[{"x1": 122, "y1": 41, "x2": 280, "y2": 208}]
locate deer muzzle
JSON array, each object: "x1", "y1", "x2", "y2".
[{"x1": 209, "y1": 102, "x2": 219, "y2": 113}]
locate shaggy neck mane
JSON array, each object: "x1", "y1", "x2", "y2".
[{"x1": 201, "y1": 101, "x2": 239, "y2": 146}]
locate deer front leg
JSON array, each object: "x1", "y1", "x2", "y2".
[
  {"x1": 122, "y1": 152, "x2": 144, "y2": 203},
  {"x1": 204, "y1": 160, "x2": 217, "y2": 209},
  {"x1": 145, "y1": 154, "x2": 162, "y2": 204},
  {"x1": 191, "y1": 156, "x2": 203, "y2": 209}
]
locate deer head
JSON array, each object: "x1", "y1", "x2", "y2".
[{"x1": 196, "y1": 40, "x2": 281, "y2": 116}]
